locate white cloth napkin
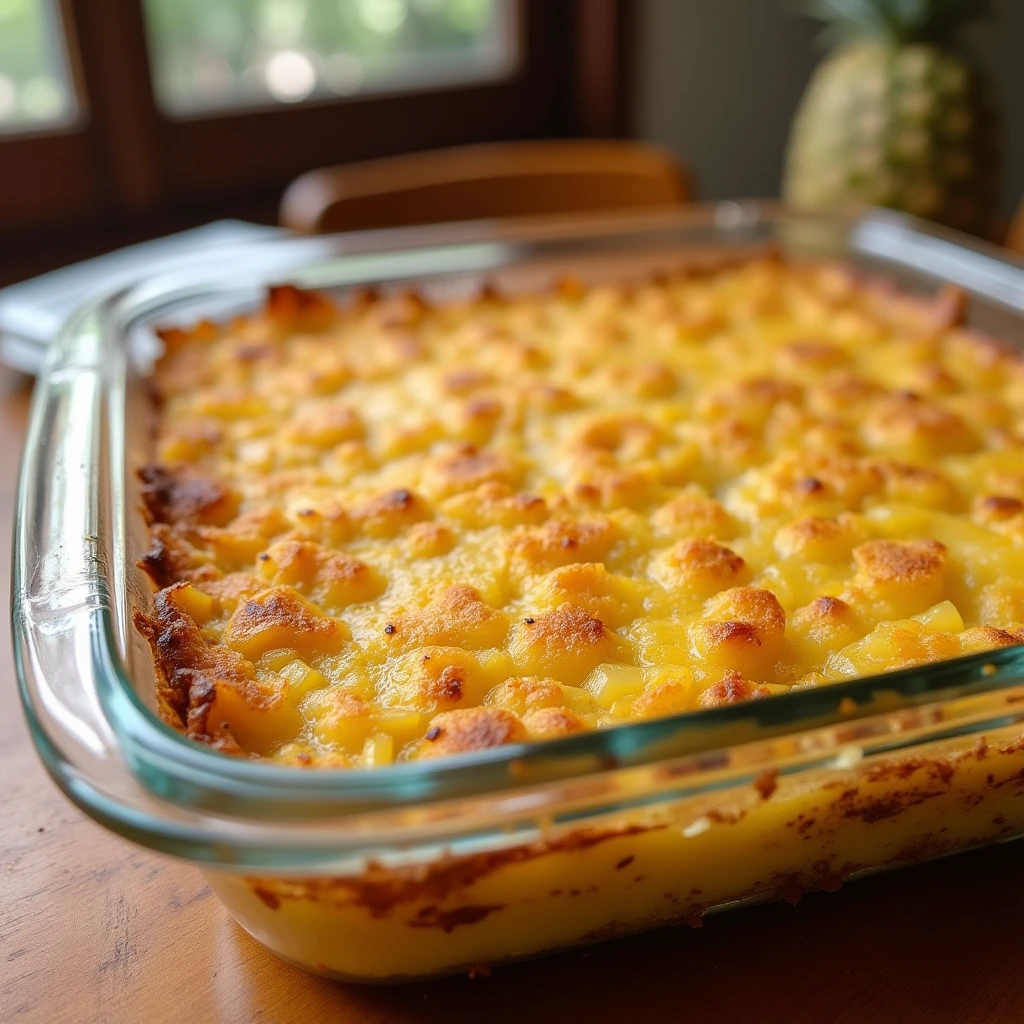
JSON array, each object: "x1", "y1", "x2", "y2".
[{"x1": 0, "y1": 220, "x2": 285, "y2": 374}]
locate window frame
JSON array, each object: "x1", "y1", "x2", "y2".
[
  {"x1": 0, "y1": 0, "x2": 107, "y2": 234},
  {"x1": 0, "y1": 0, "x2": 634, "y2": 278}
]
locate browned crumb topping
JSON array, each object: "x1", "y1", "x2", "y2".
[{"x1": 136, "y1": 261, "x2": 1024, "y2": 766}]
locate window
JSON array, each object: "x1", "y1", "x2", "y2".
[
  {"x1": 0, "y1": 0, "x2": 76, "y2": 132},
  {"x1": 143, "y1": 0, "x2": 517, "y2": 115},
  {"x1": 0, "y1": 0, "x2": 633, "y2": 285}
]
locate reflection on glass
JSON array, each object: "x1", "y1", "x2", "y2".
[
  {"x1": 142, "y1": 0, "x2": 516, "y2": 116},
  {"x1": 0, "y1": 0, "x2": 76, "y2": 132}
]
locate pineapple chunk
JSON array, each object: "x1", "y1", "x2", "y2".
[
  {"x1": 361, "y1": 733, "x2": 395, "y2": 767},
  {"x1": 279, "y1": 658, "x2": 329, "y2": 706},
  {"x1": 309, "y1": 690, "x2": 373, "y2": 752},
  {"x1": 583, "y1": 664, "x2": 645, "y2": 709},
  {"x1": 164, "y1": 583, "x2": 219, "y2": 625},
  {"x1": 211, "y1": 681, "x2": 303, "y2": 757},
  {"x1": 914, "y1": 600, "x2": 964, "y2": 634}
]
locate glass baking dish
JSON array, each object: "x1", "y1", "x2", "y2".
[{"x1": 15, "y1": 203, "x2": 1024, "y2": 982}]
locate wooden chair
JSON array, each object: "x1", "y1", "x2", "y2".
[{"x1": 279, "y1": 140, "x2": 692, "y2": 234}]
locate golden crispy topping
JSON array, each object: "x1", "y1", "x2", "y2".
[
  {"x1": 349, "y1": 488, "x2": 428, "y2": 538},
  {"x1": 853, "y1": 539, "x2": 947, "y2": 587},
  {"x1": 862, "y1": 394, "x2": 978, "y2": 456},
  {"x1": 796, "y1": 594, "x2": 855, "y2": 626},
  {"x1": 385, "y1": 585, "x2": 509, "y2": 652},
  {"x1": 651, "y1": 494, "x2": 735, "y2": 539},
  {"x1": 780, "y1": 339, "x2": 847, "y2": 370},
  {"x1": 441, "y1": 482, "x2": 548, "y2": 530},
  {"x1": 527, "y1": 562, "x2": 644, "y2": 628},
  {"x1": 138, "y1": 265, "x2": 1024, "y2": 765},
  {"x1": 508, "y1": 604, "x2": 623, "y2": 687},
  {"x1": 697, "y1": 672, "x2": 771, "y2": 708},
  {"x1": 508, "y1": 518, "x2": 618, "y2": 571},
  {"x1": 484, "y1": 676, "x2": 570, "y2": 716},
  {"x1": 652, "y1": 539, "x2": 749, "y2": 597},
  {"x1": 706, "y1": 587, "x2": 787, "y2": 638},
  {"x1": 774, "y1": 515, "x2": 851, "y2": 560},
  {"x1": 385, "y1": 647, "x2": 488, "y2": 713},
  {"x1": 522, "y1": 705, "x2": 586, "y2": 738},
  {"x1": 224, "y1": 587, "x2": 350, "y2": 661},
  {"x1": 257, "y1": 540, "x2": 385, "y2": 608},
  {"x1": 417, "y1": 707, "x2": 527, "y2": 758},
  {"x1": 422, "y1": 444, "x2": 522, "y2": 499}
]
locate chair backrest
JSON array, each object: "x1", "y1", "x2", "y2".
[{"x1": 280, "y1": 140, "x2": 692, "y2": 234}]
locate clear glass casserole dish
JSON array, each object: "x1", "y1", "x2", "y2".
[{"x1": 14, "y1": 203, "x2": 1024, "y2": 982}]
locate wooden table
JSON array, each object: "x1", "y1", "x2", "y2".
[{"x1": 3, "y1": 364, "x2": 1024, "y2": 1024}]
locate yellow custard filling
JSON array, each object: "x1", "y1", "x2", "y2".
[{"x1": 137, "y1": 257, "x2": 1024, "y2": 766}]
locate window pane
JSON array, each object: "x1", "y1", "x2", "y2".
[
  {"x1": 0, "y1": 0, "x2": 76, "y2": 132},
  {"x1": 142, "y1": 0, "x2": 517, "y2": 117}
]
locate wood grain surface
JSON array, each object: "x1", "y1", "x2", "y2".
[{"x1": 3, "y1": 363, "x2": 1024, "y2": 1024}]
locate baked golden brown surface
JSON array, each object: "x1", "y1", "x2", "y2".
[{"x1": 137, "y1": 258, "x2": 1024, "y2": 766}]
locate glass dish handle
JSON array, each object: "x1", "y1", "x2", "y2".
[{"x1": 12, "y1": 305, "x2": 130, "y2": 800}]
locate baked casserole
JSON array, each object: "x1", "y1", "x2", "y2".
[
  {"x1": 133, "y1": 252, "x2": 1024, "y2": 976},
  {"x1": 138, "y1": 256, "x2": 1024, "y2": 761}
]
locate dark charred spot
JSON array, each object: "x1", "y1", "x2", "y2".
[
  {"x1": 425, "y1": 727, "x2": 442, "y2": 741},
  {"x1": 431, "y1": 666, "x2": 465, "y2": 701},
  {"x1": 137, "y1": 535, "x2": 179, "y2": 589},
  {"x1": 796, "y1": 477, "x2": 826, "y2": 496},
  {"x1": 384, "y1": 623, "x2": 396, "y2": 635},
  {"x1": 138, "y1": 463, "x2": 239, "y2": 526}
]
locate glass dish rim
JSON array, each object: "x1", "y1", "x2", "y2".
[{"x1": 15, "y1": 201, "x2": 1024, "y2": 834}]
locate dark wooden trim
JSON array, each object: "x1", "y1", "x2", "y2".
[
  {"x1": 161, "y1": 78, "x2": 561, "y2": 199},
  {"x1": 0, "y1": 0, "x2": 633, "y2": 274},
  {"x1": 0, "y1": 132, "x2": 101, "y2": 234},
  {"x1": 67, "y1": 0, "x2": 166, "y2": 214},
  {"x1": 0, "y1": 0, "x2": 105, "y2": 235},
  {"x1": 151, "y1": 0, "x2": 569, "y2": 203},
  {"x1": 571, "y1": 0, "x2": 636, "y2": 138}
]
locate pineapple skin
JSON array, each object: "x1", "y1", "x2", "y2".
[{"x1": 784, "y1": 42, "x2": 1001, "y2": 236}]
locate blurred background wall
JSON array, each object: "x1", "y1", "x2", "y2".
[{"x1": 636, "y1": 0, "x2": 1024, "y2": 217}]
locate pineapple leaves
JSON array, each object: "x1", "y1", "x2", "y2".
[{"x1": 800, "y1": 0, "x2": 990, "y2": 46}]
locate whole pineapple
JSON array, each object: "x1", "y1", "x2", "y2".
[{"x1": 784, "y1": 0, "x2": 1002, "y2": 236}]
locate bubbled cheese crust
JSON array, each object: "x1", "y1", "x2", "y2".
[{"x1": 137, "y1": 263, "x2": 1024, "y2": 767}]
